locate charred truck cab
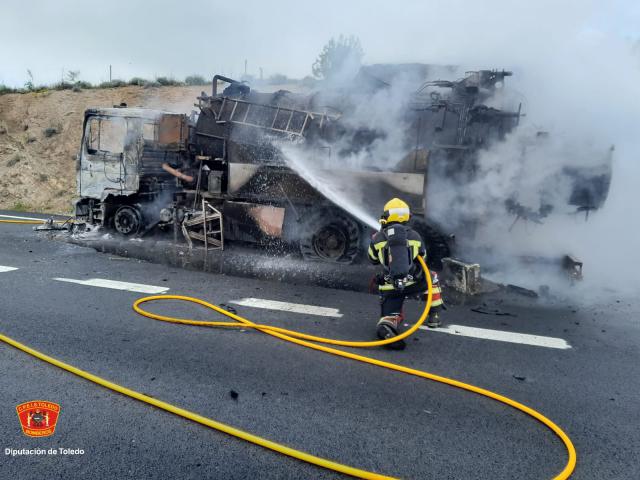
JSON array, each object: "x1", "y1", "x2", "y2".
[{"x1": 75, "y1": 107, "x2": 189, "y2": 236}]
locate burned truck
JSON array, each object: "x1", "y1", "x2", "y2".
[{"x1": 74, "y1": 66, "x2": 612, "y2": 269}]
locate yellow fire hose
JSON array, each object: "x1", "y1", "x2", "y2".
[
  {"x1": 0, "y1": 219, "x2": 576, "y2": 478},
  {"x1": 0, "y1": 219, "x2": 48, "y2": 224},
  {"x1": 0, "y1": 218, "x2": 72, "y2": 225}
]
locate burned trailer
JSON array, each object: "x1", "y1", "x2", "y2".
[
  {"x1": 405, "y1": 68, "x2": 612, "y2": 221},
  {"x1": 190, "y1": 75, "x2": 438, "y2": 264}
]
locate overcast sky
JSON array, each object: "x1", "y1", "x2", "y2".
[{"x1": 0, "y1": 0, "x2": 638, "y2": 87}]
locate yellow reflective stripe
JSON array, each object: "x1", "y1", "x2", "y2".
[
  {"x1": 407, "y1": 239, "x2": 421, "y2": 259},
  {"x1": 367, "y1": 246, "x2": 377, "y2": 260},
  {"x1": 374, "y1": 241, "x2": 387, "y2": 265},
  {"x1": 431, "y1": 298, "x2": 443, "y2": 306},
  {"x1": 378, "y1": 280, "x2": 416, "y2": 291}
]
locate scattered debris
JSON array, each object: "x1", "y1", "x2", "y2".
[
  {"x1": 471, "y1": 306, "x2": 517, "y2": 317},
  {"x1": 513, "y1": 374, "x2": 527, "y2": 381},
  {"x1": 33, "y1": 217, "x2": 72, "y2": 231},
  {"x1": 562, "y1": 254, "x2": 583, "y2": 281},
  {"x1": 229, "y1": 390, "x2": 239, "y2": 400},
  {"x1": 218, "y1": 304, "x2": 237, "y2": 314}
]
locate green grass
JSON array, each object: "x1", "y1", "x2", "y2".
[
  {"x1": 0, "y1": 74, "x2": 218, "y2": 96},
  {"x1": 185, "y1": 75, "x2": 207, "y2": 86},
  {"x1": 155, "y1": 76, "x2": 183, "y2": 86},
  {"x1": 12, "y1": 201, "x2": 30, "y2": 212}
]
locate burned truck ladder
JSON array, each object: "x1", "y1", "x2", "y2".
[
  {"x1": 213, "y1": 97, "x2": 340, "y2": 137},
  {"x1": 181, "y1": 200, "x2": 224, "y2": 251}
]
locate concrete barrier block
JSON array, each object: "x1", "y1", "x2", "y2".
[{"x1": 441, "y1": 257, "x2": 481, "y2": 295}]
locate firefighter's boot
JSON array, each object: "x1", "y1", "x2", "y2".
[
  {"x1": 376, "y1": 315, "x2": 406, "y2": 350},
  {"x1": 426, "y1": 310, "x2": 442, "y2": 328}
]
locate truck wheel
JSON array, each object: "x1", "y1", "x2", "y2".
[
  {"x1": 300, "y1": 210, "x2": 361, "y2": 264},
  {"x1": 409, "y1": 219, "x2": 452, "y2": 271},
  {"x1": 113, "y1": 205, "x2": 143, "y2": 235}
]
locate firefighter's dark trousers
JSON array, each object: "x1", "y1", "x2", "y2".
[
  {"x1": 379, "y1": 274, "x2": 443, "y2": 319},
  {"x1": 379, "y1": 280, "x2": 428, "y2": 317}
]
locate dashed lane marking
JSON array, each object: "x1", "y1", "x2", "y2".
[
  {"x1": 420, "y1": 324, "x2": 571, "y2": 349},
  {"x1": 231, "y1": 298, "x2": 343, "y2": 318},
  {"x1": 53, "y1": 278, "x2": 169, "y2": 294},
  {"x1": 231, "y1": 298, "x2": 569, "y2": 347},
  {"x1": 0, "y1": 266, "x2": 19, "y2": 273}
]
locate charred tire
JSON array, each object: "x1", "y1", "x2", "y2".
[
  {"x1": 409, "y1": 218, "x2": 451, "y2": 271},
  {"x1": 299, "y1": 209, "x2": 361, "y2": 264},
  {"x1": 113, "y1": 205, "x2": 143, "y2": 236}
]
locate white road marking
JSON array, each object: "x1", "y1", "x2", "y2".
[
  {"x1": 0, "y1": 266, "x2": 19, "y2": 273},
  {"x1": 231, "y1": 298, "x2": 343, "y2": 318},
  {"x1": 53, "y1": 278, "x2": 169, "y2": 294},
  {"x1": 420, "y1": 324, "x2": 571, "y2": 349},
  {"x1": 0, "y1": 214, "x2": 46, "y2": 221}
]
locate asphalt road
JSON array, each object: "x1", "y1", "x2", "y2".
[{"x1": 0, "y1": 213, "x2": 638, "y2": 479}]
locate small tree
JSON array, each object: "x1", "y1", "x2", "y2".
[
  {"x1": 24, "y1": 69, "x2": 34, "y2": 91},
  {"x1": 66, "y1": 70, "x2": 80, "y2": 83},
  {"x1": 312, "y1": 35, "x2": 364, "y2": 80}
]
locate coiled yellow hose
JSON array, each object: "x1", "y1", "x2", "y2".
[{"x1": 0, "y1": 219, "x2": 575, "y2": 478}]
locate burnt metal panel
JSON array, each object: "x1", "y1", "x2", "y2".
[
  {"x1": 157, "y1": 114, "x2": 188, "y2": 150},
  {"x1": 222, "y1": 201, "x2": 286, "y2": 240},
  {"x1": 226, "y1": 162, "x2": 425, "y2": 212}
]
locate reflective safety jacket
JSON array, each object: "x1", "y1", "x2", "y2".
[
  {"x1": 367, "y1": 224, "x2": 426, "y2": 292},
  {"x1": 368, "y1": 224, "x2": 444, "y2": 306}
]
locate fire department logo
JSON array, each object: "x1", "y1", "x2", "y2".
[{"x1": 16, "y1": 401, "x2": 61, "y2": 437}]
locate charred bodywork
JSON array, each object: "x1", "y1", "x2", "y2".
[{"x1": 75, "y1": 67, "x2": 612, "y2": 268}]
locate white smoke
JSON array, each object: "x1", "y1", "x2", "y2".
[
  {"x1": 425, "y1": 21, "x2": 640, "y2": 296},
  {"x1": 278, "y1": 68, "x2": 430, "y2": 229},
  {"x1": 283, "y1": 2, "x2": 640, "y2": 298}
]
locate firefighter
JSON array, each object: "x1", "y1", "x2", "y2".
[{"x1": 368, "y1": 198, "x2": 444, "y2": 349}]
